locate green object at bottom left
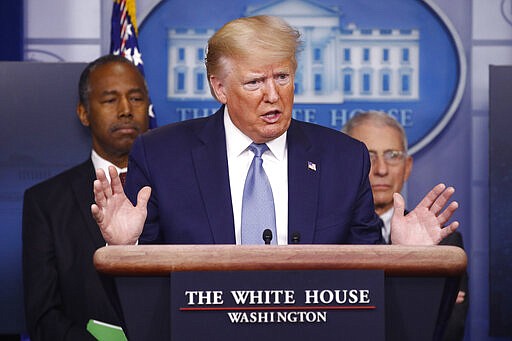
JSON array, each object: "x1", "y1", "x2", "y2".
[{"x1": 86, "y1": 319, "x2": 128, "y2": 341}]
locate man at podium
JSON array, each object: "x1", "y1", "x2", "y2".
[{"x1": 90, "y1": 15, "x2": 459, "y2": 248}]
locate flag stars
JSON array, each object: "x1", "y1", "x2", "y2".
[
  {"x1": 122, "y1": 48, "x2": 133, "y2": 62},
  {"x1": 132, "y1": 47, "x2": 143, "y2": 66},
  {"x1": 125, "y1": 23, "x2": 133, "y2": 39}
]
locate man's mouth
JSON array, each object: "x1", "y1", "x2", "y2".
[
  {"x1": 372, "y1": 184, "x2": 391, "y2": 191},
  {"x1": 261, "y1": 110, "x2": 281, "y2": 123},
  {"x1": 111, "y1": 124, "x2": 140, "y2": 134}
]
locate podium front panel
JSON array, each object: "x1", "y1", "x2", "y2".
[{"x1": 170, "y1": 270, "x2": 384, "y2": 341}]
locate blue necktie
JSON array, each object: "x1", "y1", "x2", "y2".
[{"x1": 241, "y1": 143, "x2": 277, "y2": 245}]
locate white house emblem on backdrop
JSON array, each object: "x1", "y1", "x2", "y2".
[
  {"x1": 139, "y1": 0, "x2": 465, "y2": 154},
  {"x1": 502, "y1": 0, "x2": 512, "y2": 25},
  {"x1": 166, "y1": 0, "x2": 419, "y2": 104}
]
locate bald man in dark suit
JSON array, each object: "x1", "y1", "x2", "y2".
[
  {"x1": 22, "y1": 55, "x2": 149, "y2": 340},
  {"x1": 344, "y1": 110, "x2": 468, "y2": 341}
]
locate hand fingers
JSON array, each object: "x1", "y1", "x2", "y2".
[
  {"x1": 430, "y1": 186, "x2": 455, "y2": 215},
  {"x1": 392, "y1": 192, "x2": 406, "y2": 217},
  {"x1": 91, "y1": 203, "x2": 103, "y2": 224},
  {"x1": 108, "y1": 166, "x2": 125, "y2": 195},
  {"x1": 436, "y1": 201, "x2": 459, "y2": 226},
  {"x1": 439, "y1": 221, "x2": 459, "y2": 240},
  {"x1": 95, "y1": 168, "x2": 107, "y2": 182},
  {"x1": 93, "y1": 179, "x2": 107, "y2": 208},
  {"x1": 96, "y1": 168, "x2": 113, "y2": 198},
  {"x1": 136, "y1": 186, "x2": 152, "y2": 209},
  {"x1": 416, "y1": 183, "x2": 446, "y2": 210}
]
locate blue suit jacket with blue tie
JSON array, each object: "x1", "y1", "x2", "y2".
[{"x1": 125, "y1": 106, "x2": 382, "y2": 245}]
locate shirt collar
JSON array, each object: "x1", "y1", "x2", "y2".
[
  {"x1": 91, "y1": 149, "x2": 127, "y2": 182},
  {"x1": 380, "y1": 207, "x2": 394, "y2": 221},
  {"x1": 223, "y1": 106, "x2": 287, "y2": 160}
]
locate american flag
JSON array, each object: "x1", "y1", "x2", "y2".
[
  {"x1": 110, "y1": 0, "x2": 157, "y2": 128},
  {"x1": 308, "y1": 161, "x2": 317, "y2": 171}
]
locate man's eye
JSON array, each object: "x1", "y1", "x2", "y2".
[
  {"x1": 243, "y1": 80, "x2": 261, "y2": 90},
  {"x1": 275, "y1": 74, "x2": 290, "y2": 85},
  {"x1": 383, "y1": 150, "x2": 405, "y2": 162},
  {"x1": 246, "y1": 79, "x2": 261, "y2": 86}
]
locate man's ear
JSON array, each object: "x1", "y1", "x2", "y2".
[
  {"x1": 209, "y1": 75, "x2": 227, "y2": 104},
  {"x1": 76, "y1": 103, "x2": 90, "y2": 127},
  {"x1": 404, "y1": 156, "x2": 413, "y2": 181}
]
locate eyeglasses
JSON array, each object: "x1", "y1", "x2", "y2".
[{"x1": 368, "y1": 150, "x2": 406, "y2": 166}]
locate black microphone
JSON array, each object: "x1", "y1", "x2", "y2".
[
  {"x1": 262, "y1": 229, "x2": 273, "y2": 245},
  {"x1": 291, "y1": 232, "x2": 301, "y2": 244}
]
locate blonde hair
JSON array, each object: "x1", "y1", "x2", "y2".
[{"x1": 205, "y1": 15, "x2": 302, "y2": 99}]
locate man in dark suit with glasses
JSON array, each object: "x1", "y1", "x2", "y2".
[{"x1": 343, "y1": 110, "x2": 468, "y2": 341}]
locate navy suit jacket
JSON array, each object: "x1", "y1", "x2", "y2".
[{"x1": 125, "y1": 106, "x2": 382, "y2": 245}]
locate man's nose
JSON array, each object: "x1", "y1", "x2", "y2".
[
  {"x1": 263, "y1": 80, "x2": 279, "y2": 103},
  {"x1": 118, "y1": 97, "x2": 133, "y2": 118},
  {"x1": 372, "y1": 156, "x2": 388, "y2": 176}
]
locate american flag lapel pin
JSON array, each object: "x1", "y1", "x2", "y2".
[{"x1": 308, "y1": 161, "x2": 317, "y2": 171}]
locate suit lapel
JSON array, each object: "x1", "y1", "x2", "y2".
[
  {"x1": 189, "y1": 114, "x2": 321, "y2": 244},
  {"x1": 72, "y1": 160, "x2": 106, "y2": 248},
  {"x1": 192, "y1": 108, "x2": 236, "y2": 244},
  {"x1": 287, "y1": 121, "x2": 320, "y2": 244}
]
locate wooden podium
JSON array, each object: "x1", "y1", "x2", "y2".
[{"x1": 94, "y1": 245, "x2": 466, "y2": 341}]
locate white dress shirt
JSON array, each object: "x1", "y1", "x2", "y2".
[
  {"x1": 224, "y1": 108, "x2": 289, "y2": 245},
  {"x1": 91, "y1": 149, "x2": 127, "y2": 183},
  {"x1": 379, "y1": 208, "x2": 393, "y2": 244}
]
